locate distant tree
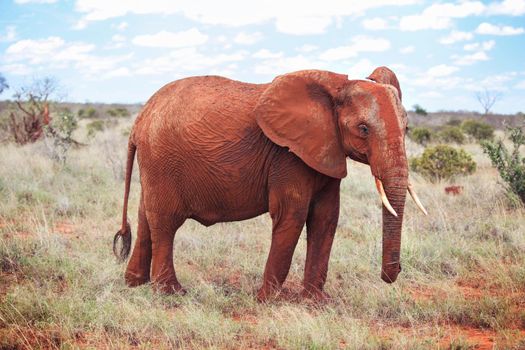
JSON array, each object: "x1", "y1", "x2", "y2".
[
  {"x1": 0, "y1": 73, "x2": 8, "y2": 94},
  {"x1": 476, "y1": 89, "x2": 502, "y2": 115},
  {"x1": 9, "y1": 77, "x2": 58, "y2": 144},
  {"x1": 412, "y1": 104, "x2": 428, "y2": 116}
]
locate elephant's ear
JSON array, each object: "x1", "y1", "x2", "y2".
[
  {"x1": 254, "y1": 70, "x2": 348, "y2": 179},
  {"x1": 367, "y1": 66, "x2": 402, "y2": 101}
]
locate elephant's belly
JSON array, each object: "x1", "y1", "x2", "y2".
[{"x1": 190, "y1": 205, "x2": 268, "y2": 226}]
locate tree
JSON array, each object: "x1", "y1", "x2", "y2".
[
  {"x1": 476, "y1": 89, "x2": 501, "y2": 115},
  {"x1": 412, "y1": 104, "x2": 428, "y2": 116},
  {"x1": 0, "y1": 73, "x2": 8, "y2": 94},
  {"x1": 9, "y1": 77, "x2": 58, "y2": 144}
]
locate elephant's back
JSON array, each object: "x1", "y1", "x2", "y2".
[{"x1": 133, "y1": 76, "x2": 268, "y2": 137}]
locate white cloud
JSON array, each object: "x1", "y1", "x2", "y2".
[
  {"x1": 132, "y1": 29, "x2": 208, "y2": 48},
  {"x1": 346, "y1": 58, "x2": 376, "y2": 79},
  {"x1": 104, "y1": 67, "x2": 130, "y2": 78},
  {"x1": 134, "y1": 48, "x2": 246, "y2": 75},
  {"x1": 233, "y1": 32, "x2": 263, "y2": 45},
  {"x1": 116, "y1": 21, "x2": 128, "y2": 31},
  {"x1": 4, "y1": 36, "x2": 133, "y2": 77},
  {"x1": 15, "y1": 0, "x2": 57, "y2": 3},
  {"x1": 0, "y1": 26, "x2": 17, "y2": 42},
  {"x1": 515, "y1": 80, "x2": 525, "y2": 89},
  {"x1": 419, "y1": 91, "x2": 444, "y2": 98},
  {"x1": 0, "y1": 63, "x2": 31, "y2": 75},
  {"x1": 475, "y1": 22, "x2": 524, "y2": 35},
  {"x1": 399, "y1": 1, "x2": 485, "y2": 31},
  {"x1": 275, "y1": 16, "x2": 332, "y2": 35},
  {"x1": 453, "y1": 51, "x2": 490, "y2": 65},
  {"x1": 295, "y1": 44, "x2": 318, "y2": 52},
  {"x1": 478, "y1": 72, "x2": 516, "y2": 90},
  {"x1": 440, "y1": 30, "x2": 473, "y2": 44},
  {"x1": 72, "y1": 0, "x2": 418, "y2": 34},
  {"x1": 252, "y1": 49, "x2": 283, "y2": 59},
  {"x1": 463, "y1": 40, "x2": 495, "y2": 51},
  {"x1": 486, "y1": 0, "x2": 525, "y2": 16},
  {"x1": 73, "y1": 19, "x2": 88, "y2": 30},
  {"x1": 362, "y1": 17, "x2": 388, "y2": 30},
  {"x1": 112, "y1": 34, "x2": 126, "y2": 42},
  {"x1": 319, "y1": 36, "x2": 390, "y2": 61},
  {"x1": 5, "y1": 37, "x2": 94, "y2": 64},
  {"x1": 426, "y1": 64, "x2": 459, "y2": 77},
  {"x1": 399, "y1": 45, "x2": 415, "y2": 54},
  {"x1": 254, "y1": 55, "x2": 326, "y2": 76}
]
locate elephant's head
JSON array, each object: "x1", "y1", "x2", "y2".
[{"x1": 254, "y1": 67, "x2": 427, "y2": 283}]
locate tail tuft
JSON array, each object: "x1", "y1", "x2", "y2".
[{"x1": 113, "y1": 222, "x2": 132, "y2": 263}]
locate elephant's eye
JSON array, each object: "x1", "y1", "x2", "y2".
[{"x1": 358, "y1": 124, "x2": 369, "y2": 137}]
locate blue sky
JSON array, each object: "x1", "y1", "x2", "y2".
[{"x1": 0, "y1": 0, "x2": 524, "y2": 113}]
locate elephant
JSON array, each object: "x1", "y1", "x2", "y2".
[{"x1": 113, "y1": 67, "x2": 427, "y2": 302}]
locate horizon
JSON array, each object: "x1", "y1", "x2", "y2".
[{"x1": 1, "y1": 1, "x2": 524, "y2": 114}]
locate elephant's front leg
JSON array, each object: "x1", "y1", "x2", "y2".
[
  {"x1": 303, "y1": 179, "x2": 341, "y2": 301},
  {"x1": 257, "y1": 191, "x2": 309, "y2": 302}
]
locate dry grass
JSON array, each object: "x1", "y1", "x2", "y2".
[{"x1": 0, "y1": 119, "x2": 524, "y2": 349}]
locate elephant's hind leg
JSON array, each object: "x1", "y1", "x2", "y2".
[
  {"x1": 147, "y1": 211, "x2": 186, "y2": 294},
  {"x1": 125, "y1": 194, "x2": 152, "y2": 287}
]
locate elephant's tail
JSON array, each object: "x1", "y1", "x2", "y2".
[{"x1": 113, "y1": 140, "x2": 136, "y2": 263}]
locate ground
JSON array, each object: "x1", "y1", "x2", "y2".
[{"x1": 0, "y1": 117, "x2": 524, "y2": 349}]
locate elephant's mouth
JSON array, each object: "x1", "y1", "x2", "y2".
[{"x1": 347, "y1": 150, "x2": 368, "y2": 165}]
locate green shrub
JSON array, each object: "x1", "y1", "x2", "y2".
[
  {"x1": 412, "y1": 104, "x2": 428, "y2": 116},
  {"x1": 410, "y1": 145, "x2": 477, "y2": 182},
  {"x1": 78, "y1": 107, "x2": 98, "y2": 119},
  {"x1": 44, "y1": 111, "x2": 78, "y2": 163},
  {"x1": 461, "y1": 119, "x2": 494, "y2": 141},
  {"x1": 86, "y1": 120, "x2": 105, "y2": 137},
  {"x1": 409, "y1": 127, "x2": 433, "y2": 145},
  {"x1": 438, "y1": 126, "x2": 465, "y2": 144},
  {"x1": 107, "y1": 107, "x2": 130, "y2": 118},
  {"x1": 481, "y1": 124, "x2": 525, "y2": 205}
]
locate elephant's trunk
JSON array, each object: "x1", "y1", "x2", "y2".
[{"x1": 379, "y1": 173, "x2": 408, "y2": 283}]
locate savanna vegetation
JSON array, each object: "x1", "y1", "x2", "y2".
[{"x1": 0, "y1": 103, "x2": 524, "y2": 349}]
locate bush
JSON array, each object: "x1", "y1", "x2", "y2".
[
  {"x1": 44, "y1": 110, "x2": 78, "y2": 163},
  {"x1": 481, "y1": 124, "x2": 525, "y2": 205},
  {"x1": 438, "y1": 126, "x2": 465, "y2": 144},
  {"x1": 78, "y1": 107, "x2": 98, "y2": 119},
  {"x1": 409, "y1": 127, "x2": 433, "y2": 145},
  {"x1": 461, "y1": 119, "x2": 494, "y2": 141},
  {"x1": 410, "y1": 145, "x2": 477, "y2": 182},
  {"x1": 107, "y1": 107, "x2": 130, "y2": 118},
  {"x1": 412, "y1": 104, "x2": 428, "y2": 116},
  {"x1": 446, "y1": 119, "x2": 462, "y2": 127},
  {"x1": 86, "y1": 120, "x2": 105, "y2": 137}
]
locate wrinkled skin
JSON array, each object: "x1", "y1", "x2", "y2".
[{"x1": 114, "y1": 67, "x2": 409, "y2": 302}]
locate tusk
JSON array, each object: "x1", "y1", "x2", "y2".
[
  {"x1": 375, "y1": 178, "x2": 398, "y2": 217},
  {"x1": 408, "y1": 183, "x2": 428, "y2": 216}
]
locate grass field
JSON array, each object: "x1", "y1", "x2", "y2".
[{"x1": 0, "y1": 118, "x2": 524, "y2": 349}]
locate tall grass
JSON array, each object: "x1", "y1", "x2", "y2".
[{"x1": 1, "y1": 120, "x2": 524, "y2": 349}]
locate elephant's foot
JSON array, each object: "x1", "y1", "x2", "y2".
[
  {"x1": 125, "y1": 271, "x2": 150, "y2": 287},
  {"x1": 300, "y1": 288, "x2": 332, "y2": 304},
  {"x1": 153, "y1": 280, "x2": 187, "y2": 295},
  {"x1": 256, "y1": 285, "x2": 281, "y2": 303}
]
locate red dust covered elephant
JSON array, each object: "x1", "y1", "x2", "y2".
[{"x1": 113, "y1": 67, "x2": 427, "y2": 302}]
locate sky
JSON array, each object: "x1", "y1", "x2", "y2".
[{"x1": 0, "y1": 0, "x2": 524, "y2": 113}]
